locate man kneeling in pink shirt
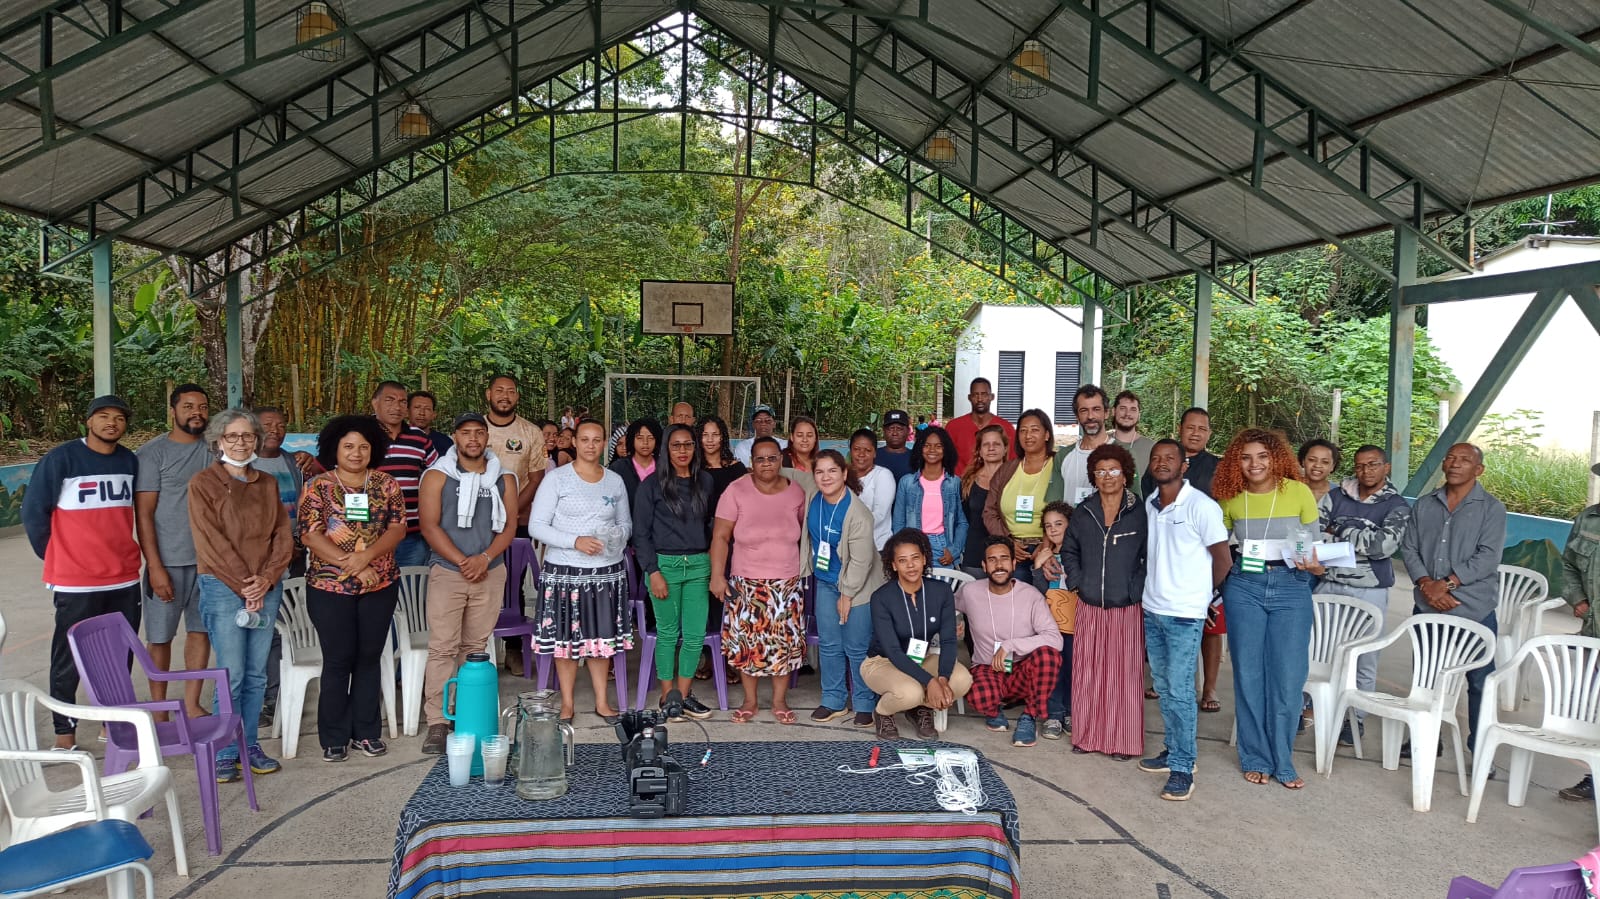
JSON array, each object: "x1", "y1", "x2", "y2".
[{"x1": 956, "y1": 536, "x2": 1063, "y2": 747}]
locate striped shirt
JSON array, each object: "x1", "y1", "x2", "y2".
[{"x1": 376, "y1": 421, "x2": 438, "y2": 532}]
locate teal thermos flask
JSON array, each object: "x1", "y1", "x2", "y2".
[{"x1": 442, "y1": 651, "x2": 499, "y2": 776}]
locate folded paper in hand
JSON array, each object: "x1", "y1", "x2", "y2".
[{"x1": 1281, "y1": 541, "x2": 1356, "y2": 567}]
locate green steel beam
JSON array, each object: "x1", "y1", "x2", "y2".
[
  {"x1": 225, "y1": 270, "x2": 243, "y2": 408},
  {"x1": 1402, "y1": 287, "x2": 1568, "y2": 497},
  {"x1": 1572, "y1": 284, "x2": 1600, "y2": 337},
  {"x1": 0, "y1": 0, "x2": 220, "y2": 105},
  {"x1": 1398, "y1": 258, "x2": 1600, "y2": 305},
  {"x1": 1386, "y1": 228, "x2": 1418, "y2": 480},
  {"x1": 1480, "y1": 0, "x2": 1600, "y2": 75},
  {"x1": 1193, "y1": 272, "x2": 1212, "y2": 409},
  {"x1": 90, "y1": 237, "x2": 113, "y2": 397}
]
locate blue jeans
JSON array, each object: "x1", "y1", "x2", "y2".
[
  {"x1": 1145, "y1": 611, "x2": 1205, "y2": 775},
  {"x1": 394, "y1": 532, "x2": 430, "y2": 569},
  {"x1": 928, "y1": 533, "x2": 951, "y2": 568},
  {"x1": 813, "y1": 580, "x2": 877, "y2": 712},
  {"x1": 198, "y1": 574, "x2": 282, "y2": 757},
  {"x1": 1223, "y1": 563, "x2": 1315, "y2": 781},
  {"x1": 1047, "y1": 633, "x2": 1074, "y2": 721}
]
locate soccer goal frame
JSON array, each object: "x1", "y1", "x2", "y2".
[{"x1": 603, "y1": 373, "x2": 762, "y2": 439}]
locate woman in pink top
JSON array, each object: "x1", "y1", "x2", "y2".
[
  {"x1": 710, "y1": 436, "x2": 806, "y2": 724},
  {"x1": 891, "y1": 426, "x2": 969, "y2": 568}
]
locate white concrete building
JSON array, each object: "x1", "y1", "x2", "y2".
[
  {"x1": 953, "y1": 301, "x2": 1100, "y2": 440},
  {"x1": 1426, "y1": 235, "x2": 1600, "y2": 452}
]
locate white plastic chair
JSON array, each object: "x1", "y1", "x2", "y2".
[
  {"x1": 0, "y1": 678, "x2": 189, "y2": 877},
  {"x1": 928, "y1": 568, "x2": 977, "y2": 730},
  {"x1": 1326, "y1": 614, "x2": 1494, "y2": 812},
  {"x1": 1467, "y1": 634, "x2": 1600, "y2": 839},
  {"x1": 394, "y1": 566, "x2": 432, "y2": 737},
  {"x1": 272, "y1": 577, "x2": 399, "y2": 757},
  {"x1": 1308, "y1": 595, "x2": 1383, "y2": 774},
  {"x1": 1495, "y1": 565, "x2": 1565, "y2": 711}
]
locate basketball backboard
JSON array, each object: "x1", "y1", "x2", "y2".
[{"x1": 640, "y1": 280, "x2": 735, "y2": 336}]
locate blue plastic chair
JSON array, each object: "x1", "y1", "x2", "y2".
[
  {"x1": 0, "y1": 819, "x2": 155, "y2": 898},
  {"x1": 1446, "y1": 861, "x2": 1584, "y2": 898}
]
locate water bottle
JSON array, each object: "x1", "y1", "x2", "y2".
[
  {"x1": 443, "y1": 652, "x2": 500, "y2": 776},
  {"x1": 235, "y1": 608, "x2": 267, "y2": 629}
]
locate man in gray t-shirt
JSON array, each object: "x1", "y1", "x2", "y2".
[{"x1": 135, "y1": 384, "x2": 214, "y2": 718}]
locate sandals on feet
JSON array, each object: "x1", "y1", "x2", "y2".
[
  {"x1": 1278, "y1": 775, "x2": 1305, "y2": 790},
  {"x1": 1243, "y1": 771, "x2": 1269, "y2": 785},
  {"x1": 1144, "y1": 687, "x2": 1158, "y2": 700},
  {"x1": 731, "y1": 708, "x2": 757, "y2": 724},
  {"x1": 773, "y1": 708, "x2": 798, "y2": 725},
  {"x1": 1200, "y1": 697, "x2": 1222, "y2": 713}
]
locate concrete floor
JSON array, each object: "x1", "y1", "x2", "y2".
[{"x1": 0, "y1": 532, "x2": 1593, "y2": 899}]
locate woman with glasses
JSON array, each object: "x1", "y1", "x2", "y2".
[
  {"x1": 189, "y1": 408, "x2": 295, "y2": 780},
  {"x1": 1061, "y1": 443, "x2": 1148, "y2": 761}
]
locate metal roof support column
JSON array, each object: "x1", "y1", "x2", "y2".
[
  {"x1": 1081, "y1": 295, "x2": 1099, "y2": 386},
  {"x1": 90, "y1": 237, "x2": 113, "y2": 396},
  {"x1": 225, "y1": 269, "x2": 243, "y2": 408},
  {"x1": 1192, "y1": 273, "x2": 1211, "y2": 409},
  {"x1": 1402, "y1": 288, "x2": 1566, "y2": 497},
  {"x1": 1386, "y1": 228, "x2": 1418, "y2": 482}
]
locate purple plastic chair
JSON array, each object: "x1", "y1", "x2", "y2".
[
  {"x1": 533, "y1": 550, "x2": 630, "y2": 712},
  {"x1": 1446, "y1": 862, "x2": 1584, "y2": 898},
  {"x1": 67, "y1": 612, "x2": 257, "y2": 856},
  {"x1": 632, "y1": 598, "x2": 729, "y2": 711},
  {"x1": 495, "y1": 538, "x2": 539, "y2": 680},
  {"x1": 791, "y1": 575, "x2": 821, "y2": 689}
]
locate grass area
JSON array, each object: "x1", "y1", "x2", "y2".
[{"x1": 1480, "y1": 449, "x2": 1592, "y2": 521}]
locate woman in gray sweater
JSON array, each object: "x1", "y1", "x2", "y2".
[{"x1": 800, "y1": 449, "x2": 887, "y2": 727}]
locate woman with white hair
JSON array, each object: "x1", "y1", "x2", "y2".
[{"x1": 189, "y1": 407, "x2": 295, "y2": 781}]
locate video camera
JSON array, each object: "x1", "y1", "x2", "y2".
[{"x1": 614, "y1": 691, "x2": 689, "y2": 818}]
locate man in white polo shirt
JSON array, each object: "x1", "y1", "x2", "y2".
[{"x1": 1138, "y1": 438, "x2": 1231, "y2": 801}]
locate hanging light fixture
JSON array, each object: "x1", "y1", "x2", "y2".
[
  {"x1": 296, "y1": 2, "x2": 344, "y2": 61},
  {"x1": 925, "y1": 129, "x2": 957, "y2": 167},
  {"x1": 397, "y1": 103, "x2": 431, "y2": 140},
  {"x1": 1006, "y1": 39, "x2": 1049, "y2": 99}
]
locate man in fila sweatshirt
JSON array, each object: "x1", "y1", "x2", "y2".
[{"x1": 22, "y1": 395, "x2": 143, "y2": 749}]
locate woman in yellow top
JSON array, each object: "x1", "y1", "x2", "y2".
[
  {"x1": 981, "y1": 409, "x2": 1065, "y2": 585},
  {"x1": 1213, "y1": 428, "x2": 1325, "y2": 790}
]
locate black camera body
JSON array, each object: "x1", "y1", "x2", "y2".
[{"x1": 616, "y1": 705, "x2": 688, "y2": 818}]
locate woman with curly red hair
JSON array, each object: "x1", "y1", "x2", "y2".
[{"x1": 1213, "y1": 428, "x2": 1325, "y2": 789}]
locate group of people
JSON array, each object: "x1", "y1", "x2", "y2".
[{"x1": 24, "y1": 371, "x2": 1600, "y2": 807}]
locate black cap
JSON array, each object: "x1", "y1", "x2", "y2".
[
  {"x1": 884, "y1": 409, "x2": 910, "y2": 427},
  {"x1": 751, "y1": 403, "x2": 776, "y2": 421},
  {"x1": 85, "y1": 395, "x2": 131, "y2": 418},
  {"x1": 452, "y1": 412, "x2": 488, "y2": 430}
]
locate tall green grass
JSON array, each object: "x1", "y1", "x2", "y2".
[{"x1": 1479, "y1": 449, "x2": 1591, "y2": 521}]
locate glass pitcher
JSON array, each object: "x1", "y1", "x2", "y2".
[{"x1": 501, "y1": 690, "x2": 575, "y2": 800}]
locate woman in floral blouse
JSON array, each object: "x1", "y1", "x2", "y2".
[{"x1": 298, "y1": 414, "x2": 407, "y2": 762}]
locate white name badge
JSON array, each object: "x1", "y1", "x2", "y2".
[
  {"x1": 1014, "y1": 494, "x2": 1035, "y2": 523},
  {"x1": 1073, "y1": 486, "x2": 1094, "y2": 505},
  {"x1": 906, "y1": 638, "x2": 929, "y2": 664},
  {"x1": 343, "y1": 492, "x2": 371, "y2": 522},
  {"x1": 1242, "y1": 539, "x2": 1266, "y2": 573},
  {"x1": 814, "y1": 540, "x2": 832, "y2": 572}
]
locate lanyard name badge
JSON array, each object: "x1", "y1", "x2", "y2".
[
  {"x1": 902, "y1": 586, "x2": 930, "y2": 664},
  {"x1": 813, "y1": 494, "x2": 845, "y2": 573},
  {"x1": 1240, "y1": 489, "x2": 1278, "y2": 574},
  {"x1": 1014, "y1": 492, "x2": 1035, "y2": 524},
  {"x1": 342, "y1": 484, "x2": 371, "y2": 523}
]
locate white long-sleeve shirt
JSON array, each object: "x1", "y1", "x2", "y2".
[
  {"x1": 955, "y1": 578, "x2": 1063, "y2": 666},
  {"x1": 529, "y1": 464, "x2": 631, "y2": 568},
  {"x1": 857, "y1": 465, "x2": 896, "y2": 550}
]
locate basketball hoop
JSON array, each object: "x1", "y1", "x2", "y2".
[{"x1": 680, "y1": 325, "x2": 700, "y2": 337}]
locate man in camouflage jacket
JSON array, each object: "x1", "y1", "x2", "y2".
[{"x1": 1558, "y1": 462, "x2": 1600, "y2": 803}]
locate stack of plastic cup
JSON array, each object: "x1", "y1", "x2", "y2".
[
  {"x1": 480, "y1": 735, "x2": 510, "y2": 787},
  {"x1": 446, "y1": 733, "x2": 476, "y2": 787}
]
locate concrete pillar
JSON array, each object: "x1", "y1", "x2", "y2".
[
  {"x1": 91, "y1": 239, "x2": 114, "y2": 397},
  {"x1": 1385, "y1": 228, "x2": 1419, "y2": 480},
  {"x1": 225, "y1": 270, "x2": 244, "y2": 408},
  {"x1": 1080, "y1": 296, "x2": 1099, "y2": 386},
  {"x1": 1192, "y1": 273, "x2": 1212, "y2": 409}
]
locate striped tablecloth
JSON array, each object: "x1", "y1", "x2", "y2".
[{"x1": 388, "y1": 739, "x2": 1020, "y2": 899}]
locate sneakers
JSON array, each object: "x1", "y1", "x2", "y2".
[
  {"x1": 853, "y1": 711, "x2": 876, "y2": 728},
  {"x1": 1160, "y1": 771, "x2": 1195, "y2": 801},
  {"x1": 1063, "y1": 714, "x2": 1072, "y2": 734},
  {"x1": 1561, "y1": 775, "x2": 1595, "y2": 802},
  {"x1": 907, "y1": 706, "x2": 937, "y2": 739},
  {"x1": 680, "y1": 695, "x2": 714, "y2": 720},
  {"x1": 215, "y1": 755, "x2": 241, "y2": 783},
  {"x1": 351, "y1": 738, "x2": 387, "y2": 757},
  {"x1": 1139, "y1": 751, "x2": 1171, "y2": 774},
  {"x1": 258, "y1": 700, "x2": 276, "y2": 730},
  {"x1": 875, "y1": 713, "x2": 901, "y2": 740},
  {"x1": 984, "y1": 714, "x2": 1009, "y2": 732},
  {"x1": 323, "y1": 745, "x2": 347, "y2": 762},
  {"x1": 247, "y1": 744, "x2": 281, "y2": 775},
  {"x1": 1338, "y1": 720, "x2": 1363, "y2": 747},
  {"x1": 811, "y1": 706, "x2": 848, "y2": 723},
  {"x1": 422, "y1": 723, "x2": 449, "y2": 755},
  {"x1": 1012, "y1": 715, "x2": 1037, "y2": 747},
  {"x1": 1041, "y1": 719, "x2": 1064, "y2": 741}
]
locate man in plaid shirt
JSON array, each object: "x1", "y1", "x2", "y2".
[{"x1": 955, "y1": 536, "x2": 1063, "y2": 748}]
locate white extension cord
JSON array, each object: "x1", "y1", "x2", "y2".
[{"x1": 836, "y1": 747, "x2": 986, "y2": 816}]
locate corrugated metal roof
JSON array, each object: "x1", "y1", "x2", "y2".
[{"x1": 0, "y1": 0, "x2": 1595, "y2": 287}]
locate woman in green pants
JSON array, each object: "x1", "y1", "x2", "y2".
[{"x1": 632, "y1": 422, "x2": 717, "y2": 719}]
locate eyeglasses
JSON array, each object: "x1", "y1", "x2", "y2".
[
  {"x1": 220, "y1": 433, "x2": 258, "y2": 445},
  {"x1": 1092, "y1": 468, "x2": 1123, "y2": 479}
]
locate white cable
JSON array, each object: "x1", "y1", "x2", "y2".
[{"x1": 932, "y1": 749, "x2": 985, "y2": 816}]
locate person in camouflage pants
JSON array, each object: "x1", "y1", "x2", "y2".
[{"x1": 1557, "y1": 462, "x2": 1600, "y2": 803}]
